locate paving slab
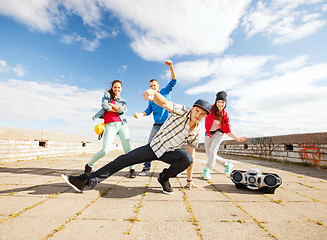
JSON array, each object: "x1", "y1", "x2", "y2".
[
  {"x1": 0, "y1": 150, "x2": 326, "y2": 240},
  {"x1": 199, "y1": 222, "x2": 272, "y2": 240}
]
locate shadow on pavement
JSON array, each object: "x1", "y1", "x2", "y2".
[
  {"x1": 0, "y1": 182, "x2": 165, "y2": 198},
  {"x1": 0, "y1": 167, "x2": 131, "y2": 178}
]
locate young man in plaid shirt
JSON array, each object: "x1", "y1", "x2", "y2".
[{"x1": 62, "y1": 88, "x2": 211, "y2": 194}]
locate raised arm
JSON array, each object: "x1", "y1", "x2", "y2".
[
  {"x1": 143, "y1": 89, "x2": 174, "y2": 112},
  {"x1": 165, "y1": 60, "x2": 176, "y2": 80}
]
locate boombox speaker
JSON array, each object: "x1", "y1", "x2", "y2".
[{"x1": 230, "y1": 168, "x2": 282, "y2": 194}]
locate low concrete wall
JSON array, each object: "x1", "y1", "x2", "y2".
[
  {"x1": 0, "y1": 127, "x2": 118, "y2": 164},
  {"x1": 198, "y1": 132, "x2": 327, "y2": 168},
  {"x1": 2, "y1": 127, "x2": 326, "y2": 168}
]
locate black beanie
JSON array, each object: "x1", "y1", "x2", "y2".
[{"x1": 215, "y1": 91, "x2": 227, "y2": 104}]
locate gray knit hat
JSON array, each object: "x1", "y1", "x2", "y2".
[{"x1": 215, "y1": 91, "x2": 227, "y2": 104}]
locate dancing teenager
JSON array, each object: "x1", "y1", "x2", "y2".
[
  {"x1": 204, "y1": 91, "x2": 246, "y2": 180},
  {"x1": 61, "y1": 89, "x2": 211, "y2": 194},
  {"x1": 87, "y1": 80, "x2": 136, "y2": 178},
  {"x1": 133, "y1": 60, "x2": 177, "y2": 176}
]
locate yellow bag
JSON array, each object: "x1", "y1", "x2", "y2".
[{"x1": 94, "y1": 123, "x2": 105, "y2": 140}]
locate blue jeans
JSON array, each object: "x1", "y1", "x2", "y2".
[
  {"x1": 89, "y1": 144, "x2": 193, "y2": 188},
  {"x1": 143, "y1": 124, "x2": 162, "y2": 169},
  {"x1": 88, "y1": 122, "x2": 134, "y2": 170}
]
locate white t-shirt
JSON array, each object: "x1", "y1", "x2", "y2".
[{"x1": 210, "y1": 119, "x2": 221, "y2": 131}]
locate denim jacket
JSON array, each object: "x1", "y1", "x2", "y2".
[{"x1": 92, "y1": 91, "x2": 128, "y2": 123}]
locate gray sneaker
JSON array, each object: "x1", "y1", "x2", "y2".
[{"x1": 139, "y1": 168, "x2": 150, "y2": 176}]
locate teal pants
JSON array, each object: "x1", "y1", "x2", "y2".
[{"x1": 88, "y1": 122, "x2": 134, "y2": 169}]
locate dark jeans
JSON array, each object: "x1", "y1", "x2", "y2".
[{"x1": 88, "y1": 144, "x2": 193, "y2": 188}]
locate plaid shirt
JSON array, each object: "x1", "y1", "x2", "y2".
[{"x1": 150, "y1": 103, "x2": 200, "y2": 158}]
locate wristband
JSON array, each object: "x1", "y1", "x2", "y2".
[{"x1": 187, "y1": 179, "x2": 192, "y2": 182}]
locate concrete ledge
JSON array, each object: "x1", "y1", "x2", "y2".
[
  {"x1": 198, "y1": 132, "x2": 327, "y2": 168},
  {"x1": 0, "y1": 127, "x2": 112, "y2": 164}
]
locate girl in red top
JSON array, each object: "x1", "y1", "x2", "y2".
[
  {"x1": 204, "y1": 91, "x2": 246, "y2": 180},
  {"x1": 86, "y1": 80, "x2": 136, "y2": 178}
]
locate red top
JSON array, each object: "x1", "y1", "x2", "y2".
[
  {"x1": 205, "y1": 105, "x2": 231, "y2": 137},
  {"x1": 104, "y1": 100, "x2": 122, "y2": 124}
]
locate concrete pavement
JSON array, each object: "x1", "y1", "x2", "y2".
[{"x1": 0, "y1": 150, "x2": 326, "y2": 240}]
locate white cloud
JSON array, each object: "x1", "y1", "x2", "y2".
[
  {"x1": 127, "y1": 115, "x2": 153, "y2": 144},
  {"x1": 174, "y1": 55, "x2": 327, "y2": 138},
  {"x1": 272, "y1": 16, "x2": 325, "y2": 44},
  {"x1": 0, "y1": 60, "x2": 8, "y2": 72},
  {"x1": 0, "y1": 79, "x2": 102, "y2": 121},
  {"x1": 12, "y1": 64, "x2": 26, "y2": 77},
  {"x1": 1, "y1": 1, "x2": 326, "y2": 141},
  {"x1": 0, "y1": 0, "x2": 63, "y2": 32},
  {"x1": 229, "y1": 62, "x2": 327, "y2": 137},
  {"x1": 2, "y1": 0, "x2": 325, "y2": 58},
  {"x1": 0, "y1": 0, "x2": 108, "y2": 51},
  {"x1": 274, "y1": 55, "x2": 308, "y2": 73},
  {"x1": 0, "y1": 79, "x2": 103, "y2": 134},
  {"x1": 242, "y1": 0, "x2": 327, "y2": 44},
  {"x1": 101, "y1": 0, "x2": 251, "y2": 60},
  {"x1": 163, "y1": 59, "x2": 214, "y2": 85},
  {"x1": 61, "y1": 0, "x2": 102, "y2": 27},
  {"x1": 0, "y1": 0, "x2": 103, "y2": 33},
  {"x1": 60, "y1": 30, "x2": 110, "y2": 51},
  {"x1": 177, "y1": 55, "x2": 273, "y2": 94},
  {"x1": 118, "y1": 65, "x2": 127, "y2": 74},
  {"x1": 0, "y1": 59, "x2": 26, "y2": 77},
  {"x1": 0, "y1": 78, "x2": 153, "y2": 142}
]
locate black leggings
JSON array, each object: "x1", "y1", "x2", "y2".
[{"x1": 89, "y1": 144, "x2": 193, "y2": 188}]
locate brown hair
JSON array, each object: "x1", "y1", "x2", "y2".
[
  {"x1": 149, "y1": 79, "x2": 158, "y2": 83},
  {"x1": 108, "y1": 80, "x2": 122, "y2": 99},
  {"x1": 212, "y1": 104, "x2": 223, "y2": 121}
]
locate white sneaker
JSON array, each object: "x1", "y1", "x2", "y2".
[
  {"x1": 224, "y1": 162, "x2": 233, "y2": 175},
  {"x1": 203, "y1": 168, "x2": 211, "y2": 180},
  {"x1": 139, "y1": 168, "x2": 149, "y2": 176}
]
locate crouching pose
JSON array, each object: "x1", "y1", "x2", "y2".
[{"x1": 62, "y1": 89, "x2": 211, "y2": 194}]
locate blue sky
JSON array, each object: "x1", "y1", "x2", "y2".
[{"x1": 0, "y1": 0, "x2": 326, "y2": 144}]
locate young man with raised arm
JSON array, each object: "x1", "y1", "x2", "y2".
[{"x1": 62, "y1": 75, "x2": 211, "y2": 195}]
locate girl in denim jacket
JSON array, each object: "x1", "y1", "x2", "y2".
[
  {"x1": 203, "y1": 91, "x2": 246, "y2": 180},
  {"x1": 86, "y1": 80, "x2": 136, "y2": 178}
]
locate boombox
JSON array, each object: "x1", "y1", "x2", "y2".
[{"x1": 230, "y1": 168, "x2": 282, "y2": 194}]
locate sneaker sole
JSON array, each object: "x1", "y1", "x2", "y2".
[
  {"x1": 61, "y1": 174, "x2": 82, "y2": 193},
  {"x1": 158, "y1": 177, "x2": 174, "y2": 195},
  {"x1": 162, "y1": 189, "x2": 174, "y2": 195}
]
